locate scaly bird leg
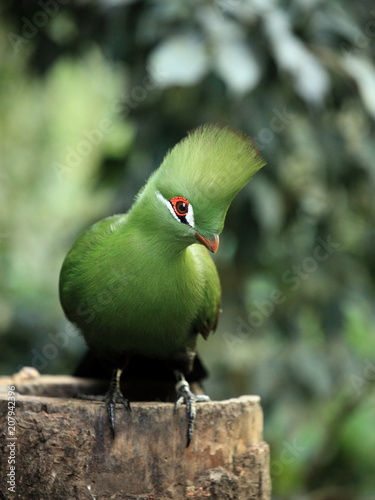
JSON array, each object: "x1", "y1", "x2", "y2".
[
  {"x1": 77, "y1": 368, "x2": 131, "y2": 437},
  {"x1": 174, "y1": 371, "x2": 210, "y2": 447}
]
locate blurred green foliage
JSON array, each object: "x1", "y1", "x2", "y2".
[{"x1": 1, "y1": 1, "x2": 375, "y2": 498}]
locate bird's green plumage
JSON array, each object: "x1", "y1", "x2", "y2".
[
  {"x1": 59, "y1": 125, "x2": 265, "y2": 373},
  {"x1": 60, "y1": 213, "x2": 220, "y2": 363}
]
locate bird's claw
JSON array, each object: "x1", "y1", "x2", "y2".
[
  {"x1": 76, "y1": 390, "x2": 131, "y2": 437},
  {"x1": 76, "y1": 368, "x2": 131, "y2": 438},
  {"x1": 174, "y1": 377, "x2": 210, "y2": 447},
  {"x1": 104, "y1": 387, "x2": 132, "y2": 437}
]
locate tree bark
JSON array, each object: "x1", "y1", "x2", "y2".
[{"x1": 0, "y1": 368, "x2": 271, "y2": 500}]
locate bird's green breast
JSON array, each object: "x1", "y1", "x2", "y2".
[{"x1": 59, "y1": 215, "x2": 212, "y2": 359}]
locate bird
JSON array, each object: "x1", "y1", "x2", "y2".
[{"x1": 59, "y1": 124, "x2": 265, "y2": 446}]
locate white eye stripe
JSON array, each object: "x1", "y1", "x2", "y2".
[
  {"x1": 185, "y1": 204, "x2": 195, "y2": 227},
  {"x1": 156, "y1": 191, "x2": 195, "y2": 227},
  {"x1": 156, "y1": 192, "x2": 179, "y2": 221}
]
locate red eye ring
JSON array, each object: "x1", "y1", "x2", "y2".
[{"x1": 170, "y1": 196, "x2": 189, "y2": 217}]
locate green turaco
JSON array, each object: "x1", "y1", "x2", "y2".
[{"x1": 59, "y1": 125, "x2": 265, "y2": 446}]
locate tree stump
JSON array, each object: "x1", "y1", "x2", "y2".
[{"x1": 0, "y1": 368, "x2": 271, "y2": 499}]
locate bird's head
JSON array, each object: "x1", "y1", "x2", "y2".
[{"x1": 135, "y1": 125, "x2": 265, "y2": 253}]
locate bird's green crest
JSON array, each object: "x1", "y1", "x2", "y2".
[{"x1": 152, "y1": 125, "x2": 265, "y2": 235}]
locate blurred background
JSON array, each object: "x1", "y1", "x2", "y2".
[{"x1": 1, "y1": 0, "x2": 375, "y2": 498}]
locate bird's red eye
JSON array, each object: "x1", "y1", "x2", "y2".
[
  {"x1": 175, "y1": 200, "x2": 188, "y2": 215},
  {"x1": 170, "y1": 197, "x2": 189, "y2": 217}
]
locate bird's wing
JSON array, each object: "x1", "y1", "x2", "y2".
[{"x1": 189, "y1": 244, "x2": 221, "y2": 340}]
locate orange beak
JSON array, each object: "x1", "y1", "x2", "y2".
[{"x1": 195, "y1": 233, "x2": 219, "y2": 253}]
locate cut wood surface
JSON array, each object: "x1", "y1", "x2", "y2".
[{"x1": 0, "y1": 369, "x2": 271, "y2": 500}]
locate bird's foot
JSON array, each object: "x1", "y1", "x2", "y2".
[
  {"x1": 174, "y1": 373, "x2": 210, "y2": 447},
  {"x1": 104, "y1": 379, "x2": 132, "y2": 438},
  {"x1": 76, "y1": 368, "x2": 131, "y2": 437}
]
